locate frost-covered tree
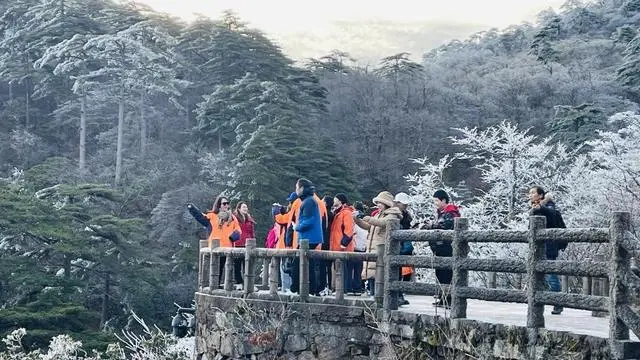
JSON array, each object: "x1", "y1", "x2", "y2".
[
  {"x1": 587, "y1": 111, "x2": 640, "y2": 221},
  {"x1": 81, "y1": 20, "x2": 187, "y2": 184},
  {"x1": 449, "y1": 121, "x2": 574, "y2": 229},
  {"x1": 405, "y1": 154, "x2": 463, "y2": 222},
  {"x1": 406, "y1": 121, "x2": 599, "y2": 286}
]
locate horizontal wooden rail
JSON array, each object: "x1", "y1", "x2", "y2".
[
  {"x1": 535, "y1": 260, "x2": 608, "y2": 277},
  {"x1": 387, "y1": 281, "x2": 447, "y2": 296},
  {"x1": 387, "y1": 255, "x2": 452, "y2": 269},
  {"x1": 390, "y1": 230, "x2": 454, "y2": 243},
  {"x1": 391, "y1": 228, "x2": 609, "y2": 244},
  {"x1": 307, "y1": 250, "x2": 378, "y2": 261},
  {"x1": 203, "y1": 247, "x2": 377, "y2": 261},
  {"x1": 456, "y1": 286, "x2": 527, "y2": 303},
  {"x1": 207, "y1": 247, "x2": 299, "y2": 257},
  {"x1": 536, "y1": 228, "x2": 609, "y2": 243},
  {"x1": 534, "y1": 291, "x2": 608, "y2": 312}
]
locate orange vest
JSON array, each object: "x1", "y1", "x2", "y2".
[
  {"x1": 330, "y1": 205, "x2": 355, "y2": 252},
  {"x1": 274, "y1": 209, "x2": 293, "y2": 249},
  {"x1": 278, "y1": 194, "x2": 326, "y2": 249},
  {"x1": 206, "y1": 212, "x2": 241, "y2": 248}
]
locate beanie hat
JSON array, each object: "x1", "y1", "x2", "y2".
[
  {"x1": 433, "y1": 189, "x2": 450, "y2": 203},
  {"x1": 271, "y1": 204, "x2": 282, "y2": 218},
  {"x1": 372, "y1": 191, "x2": 395, "y2": 208},
  {"x1": 354, "y1": 201, "x2": 365, "y2": 212},
  {"x1": 335, "y1": 193, "x2": 349, "y2": 205}
]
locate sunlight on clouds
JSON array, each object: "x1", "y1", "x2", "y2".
[
  {"x1": 138, "y1": 0, "x2": 565, "y2": 30},
  {"x1": 137, "y1": 0, "x2": 565, "y2": 62}
]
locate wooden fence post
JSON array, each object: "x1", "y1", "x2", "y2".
[
  {"x1": 269, "y1": 257, "x2": 279, "y2": 295},
  {"x1": 208, "y1": 239, "x2": 220, "y2": 294},
  {"x1": 561, "y1": 275, "x2": 569, "y2": 293},
  {"x1": 375, "y1": 243, "x2": 386, "y2": 306},
  {"x1": 261, "y1": 257, "x2": 270, "y2": 290},
  {"x1": 198, "y1": 240, "x2": 208, "y2": 292},
  {"x1": 526, "y1": 216, "x2": 546, "y2": 354},
  {"x1": 609, "y1": 211, "x2": 631, "y2": 354},
  {"x1": 592, "y1": 254, "x2": 608, "y2": 318},
  {"x1": 487, "y1": 255, "x2": 497, "y2": 289},
  {"x1": 335, "y1": 259, "x2": 344, "y2": 301},
  {"x1": 244, "y1": 239, "x2": 257, "y2": 295},
  {"x1": 383, "y1": 220, "x2": 401, "y2": 311},
  {"x1": 582, "y1": 276, "x2": 592, "y2": 295},
  {"x1": 224, "y1": 253, "x2": 234, "y2": 292},
  {"x1": 299, "y1": 240, "x2": 310, "y2": 302},
  {"x1": 451, "y1": 217, "x2": 469, "y2": 319}
]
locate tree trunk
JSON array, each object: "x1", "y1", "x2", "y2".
[
  {"x1": 218, "y1": 131, "x2": 222, "y2": 153},
  {"x1": 115, "y1": 88, "x2": 124, "y2": 185},
  {"x1": 140, "y1": 92, "x2": 147, "y2": 157},
  {"x1": 63, "y1": 254, "x2": 71, "y2": 280},
  {"x1": 100, "y1": 273, "x2": 110, "y2": 328},
  {"x1": 8, "y1": 80, "x2": 12, "y2": 100},
  {"x1": 508, "y1": 158, "x2": 517, "y2": 221},
  {"x1": 79, "y1": 87, "x2": 87, "y2": 173},
  {"x1": 25, "y1": 77, "x2": 30, "y2": 128},
  {"x1": 185, "y1": 97, "x2": 190, "y2": 126}
]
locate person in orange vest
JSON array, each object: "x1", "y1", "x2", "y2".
[
  {"x1": 187, "y1": 195, "x2": 241, "y2": 286},
  {"x1": 273, "y1": 193, "x2": 299, "y2": 293},
  {"x1": 331, "y1": 193, "x2": 356, "y2": 294}
]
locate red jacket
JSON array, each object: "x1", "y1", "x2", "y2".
[{"x1": 235, "y1": 214, "x2": 255, "y2": 247}]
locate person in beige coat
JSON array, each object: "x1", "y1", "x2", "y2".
[{"x1": 353, "y1": 191, "x2": 402, "y2": 296}]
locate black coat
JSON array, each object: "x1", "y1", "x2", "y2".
[{"x1": 530, "y1": 199, "x2": 567, "y2": 259}]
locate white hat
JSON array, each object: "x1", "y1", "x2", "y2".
[{"x1": 394, "y1": 192, "x2": 412, "y2": 205}]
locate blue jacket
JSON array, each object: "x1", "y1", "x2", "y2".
[{"x1": 294, "y1": 187, "x2": 323, "y2": 246}]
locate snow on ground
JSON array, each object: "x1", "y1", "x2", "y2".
[
  {"x1": 172, "y1": 336, "x2": 195, "y2": 357},
  {"x1": 400, "y1": 295, "x2": 639, "y2": 340}
]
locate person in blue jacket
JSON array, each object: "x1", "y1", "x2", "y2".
[{"x1": 289, "y1": 178, "x2": 323, "y2": 295}]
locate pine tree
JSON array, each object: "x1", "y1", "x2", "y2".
[
  {"x1": 529, "y1": 16, "x2": 561, "y2": 74},
  {"x1": 548, "y1": 103, "x2": 607, "y2": 151},
  {"x1": 617, "y1": 32, "x2": 640, "y2": 99}
]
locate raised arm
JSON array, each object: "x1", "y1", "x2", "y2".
[
  {"x1": 354, "y1": 216, "x2": 371, "y2": 230},
  {"x1": 187, "y1": 203, "x2": 209, "y2": 227}
]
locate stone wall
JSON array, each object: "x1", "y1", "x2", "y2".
[{"x1": 195, "y1": 292, "x2": 611, "y2": 360}]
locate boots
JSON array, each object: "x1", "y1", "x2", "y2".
[
  {"x1": 551, "y1": 305, "x2": 563, "y2": 315},
  {"x1": 399, "y1": 293, "x2": 409, "y2": 306}
]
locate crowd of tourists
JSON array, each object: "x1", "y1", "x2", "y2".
[{"x1": 187, "y1": 179, "x2": 566, "y2": 313}]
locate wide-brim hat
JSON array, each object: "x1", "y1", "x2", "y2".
[{"x1": 372, "y1": 191, "x2": 395, "y2": 208}]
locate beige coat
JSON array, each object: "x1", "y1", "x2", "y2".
[{"x1": 355, "y1": 207, "x2": 402, "y2": 280}]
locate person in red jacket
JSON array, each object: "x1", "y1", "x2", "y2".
[
  {"x1": 234, "y1": 202, "x2": 256, "y2": 285},
  {"x1": 424, "y1": 189, "x2": 461, "y2": 308}
]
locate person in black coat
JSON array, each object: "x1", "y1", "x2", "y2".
[{"x1": 529, "y1": 185, "x2": 567, "y2": 315}]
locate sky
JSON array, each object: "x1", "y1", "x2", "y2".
[{"x1": 137, "y1": 0, "x2": 566, "y2": 64}]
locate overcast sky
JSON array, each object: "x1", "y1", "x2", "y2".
[{"x1": 138, "y1": 0, "x2": 565, "y2": 64}]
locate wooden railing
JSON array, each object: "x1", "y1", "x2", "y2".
[
  {"x1": 197, "y1": 238, "x2": 385, "y2": 305},
  {"x1": 196, "y1": 212, "x2": 640, "y2": 358},
  {"x1": 384, "y1": 212, "x2": 640, "y2": 358}
]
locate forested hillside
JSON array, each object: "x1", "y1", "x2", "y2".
[{"x1": 1, "y1": 0, "x2": 639, "y2": 350}]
